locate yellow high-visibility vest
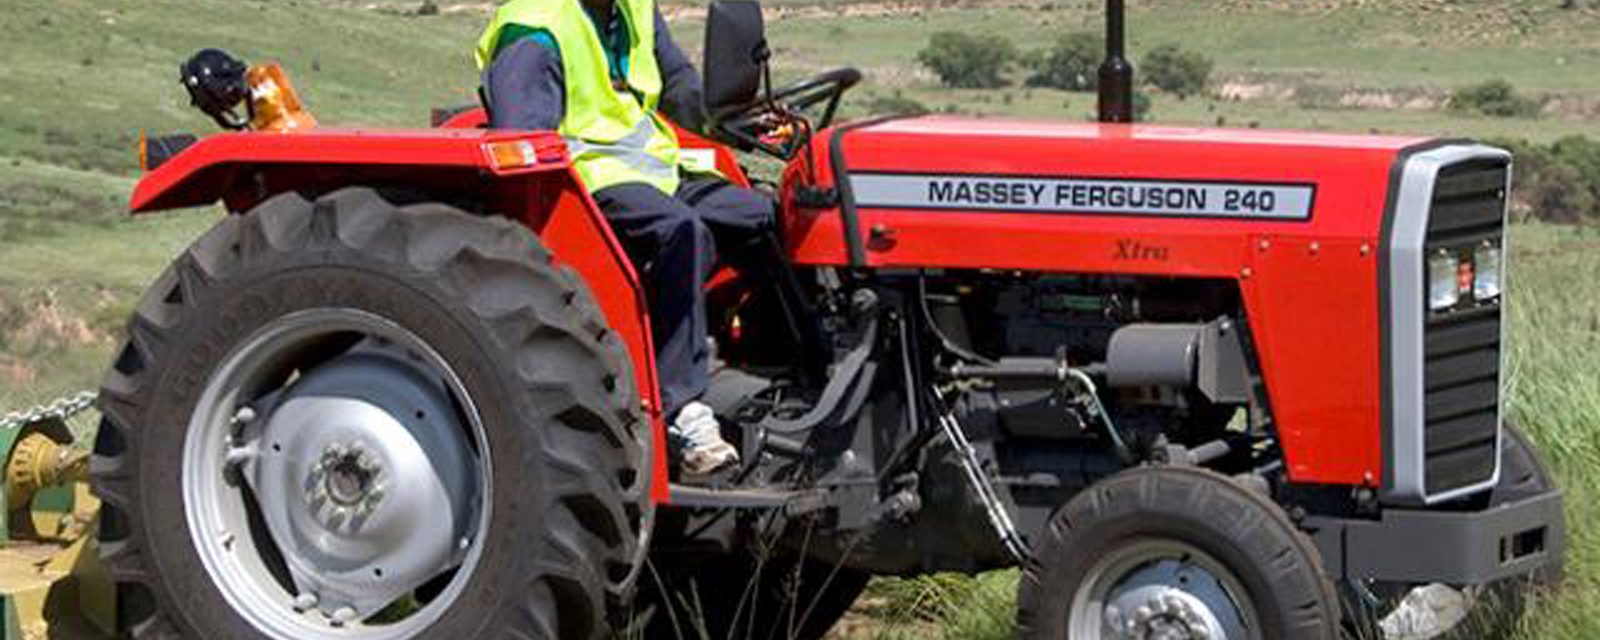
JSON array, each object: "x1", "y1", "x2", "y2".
[{"x1": 477, "y1": 0, "x2": 683, "y2": 194}]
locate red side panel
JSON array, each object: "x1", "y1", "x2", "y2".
[
  {"x1": 130, "y1": 128, "x2": 671, "y2": 502},
  {"x1": 784, "y1": 116, "x2": 1426, "y2": 487},
  {"x1": 1243, "y1": 238, "x2": 1383, "y2": 483}
]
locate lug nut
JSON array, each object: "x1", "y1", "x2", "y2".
[
  {"x1": 292, "y1": 592, "x2": 318, "y2": 612},
  {"x1": 330, "y1": 606, "x2": 358, "y2": 626}
]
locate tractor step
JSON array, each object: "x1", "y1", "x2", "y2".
[{"x1": 666, "y1": 484, "x2": 827, "y2": 514}]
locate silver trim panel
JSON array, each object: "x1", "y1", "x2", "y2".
[{"x1": 1386, "y1": 144, "x2": 1510, "y2": 505}]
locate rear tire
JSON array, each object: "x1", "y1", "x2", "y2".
[
  {"x1": 91, "y1": 187, "x2": 649, "y2": 640},
  {"x1": 1018, "y1": 466, "x2": 1340, "y2": 640}
]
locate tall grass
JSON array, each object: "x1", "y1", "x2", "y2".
[{"x1": 1499, "y1": 222, "x2": 1600, "y2": 639}]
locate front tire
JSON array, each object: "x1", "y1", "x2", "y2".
[
  {"x1": 92, "y1": 188, "x2": 649, "y2": 640},
  {"x1": 1018, "y1": 466, "x2": 1340, "y2": 640}
]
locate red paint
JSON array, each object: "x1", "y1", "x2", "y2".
[
  {"x1": 131, "y1": 113, "x2": 1433, "y2": 495},
  {"x1": 783, "y1": 116, "x2": 1427, "y2": 487}
]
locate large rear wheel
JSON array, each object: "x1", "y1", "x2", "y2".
[{"x1": 92, "y1": 187, "x2": 649, "y2": 640}]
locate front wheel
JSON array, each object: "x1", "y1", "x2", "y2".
[
  {"x1": 1018, "y1": 466, "x2": 1341, "y2": 640},
  {"x1": 92, "y1": 188, "x2": 649, "y2": 640}
]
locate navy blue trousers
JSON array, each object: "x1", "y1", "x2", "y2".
[{"x1": 593, "y1": 177, "x2": 774, "y2": 419}]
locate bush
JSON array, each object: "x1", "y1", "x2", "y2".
[
  {"x1": 1551, "y1": 135, "x2": 1600, "y2": 203},
  {"x1": 1025, "y1": 32, "x2": 1102, "y2": 91},
  {"x1": 1448, "y1": 80, "x2": 1541, "y2": 118},
  {"x1": 1141, "y1": 44, "x2": 1213, "y2": 98},
  {"x1": 917, "y1": 32, "x2": 1018, "y2": 89},
  {"x1": 865, "y1": 93, "x2": 932, "y2": 117},
  {"x1": 1131, "y1": 91, "x2": 1152, "y2": 122},
  {"x1": 1487, "y1": 136, "x2": 1600, "y2": 224}
]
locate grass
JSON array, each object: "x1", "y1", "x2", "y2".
[{"x1": 0, "y1": 0, "x2": 1597, "y2": 638}]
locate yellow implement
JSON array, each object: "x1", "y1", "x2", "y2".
[{"x1": 0, "y1": 410, "x2": 114, "y2": 640}]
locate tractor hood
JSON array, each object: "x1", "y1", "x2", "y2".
[
  {"x1": 781, "y1": 116, "x2": 1509, "y2": 491},
  {"x1": 783, "y1": 115, "x2": 1430, "y2": 273}
]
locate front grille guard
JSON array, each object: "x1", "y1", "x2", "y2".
[{"x1": 1383, "y1": 143, "x2": 1511, "y2": 505}]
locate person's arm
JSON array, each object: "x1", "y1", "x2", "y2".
[
  {"x1": 653, "y1": 7, "x2": 708, "y2": 134},
  {"x1": 483, "y1": 35, "x2": 566, "y2": 131}
]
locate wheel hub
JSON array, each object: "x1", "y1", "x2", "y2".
[
  {"x1": 312, "y1": 443, "x2": 384, "y2": 512},
  {"x1": 246, "y1": 351, "x2": 479, "y2": 621},
  {"x1": 1104, "y1": 585, "x2": 1229, "y2": 640},
  {"x1": 1074, "y1": 540, "x2": 1257, "y2": 640}
]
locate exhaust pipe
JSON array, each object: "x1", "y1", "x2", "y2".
[{"x1": 1097, "y1": 0, "x2": 1135, "y2": 123}]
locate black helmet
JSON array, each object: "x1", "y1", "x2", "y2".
[{"x1": 180, "y1": 49, "x2": 251, "y2": 130}]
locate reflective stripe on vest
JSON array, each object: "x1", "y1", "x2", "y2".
[
  {"x1": 564, "y1": 117, "x2": 678, "y2": 184},
  {"x1": 477, "y1": 0, "x2": 682, "y2": 194}
]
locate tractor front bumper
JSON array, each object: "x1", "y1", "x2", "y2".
[{"x1": 1307, "y1": 486, "x2": 1564, "y2": 586}]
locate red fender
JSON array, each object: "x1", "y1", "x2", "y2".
[{"x1": 131, "y1": 127, "x2": 673, "y2": 502}]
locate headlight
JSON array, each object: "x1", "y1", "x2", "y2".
[
  {"x1": 1474, "y1": 243, "x2": 1502, "y2": 301},
  {"x1": 1428, "y1": 251, "x2": 1460, "y2": 311}
]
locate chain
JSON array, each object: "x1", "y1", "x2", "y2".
[{"x1": 0, "y1": 390, "x2": 99, "y2": 432}]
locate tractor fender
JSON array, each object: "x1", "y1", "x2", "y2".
[{"x1": 128, "y1": 128, "x2": 672, "y2": 501}]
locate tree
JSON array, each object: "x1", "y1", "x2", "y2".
[
  {"x1": 917, "y1": 32, "x2": 1018, "y2": 89},
  {"x1": 1141, "y1": 44, "x2": 1213, "y2": 98},
  {"x1": 1026, "y1": 32, "x2": 1103, "y2": 91}
]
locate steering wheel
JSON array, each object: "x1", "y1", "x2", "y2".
[{"x1": 713, "y1": 67, "x2": 862, "y2": 160}]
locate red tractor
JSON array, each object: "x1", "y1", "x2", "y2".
[{"x1": 101, "y1": 2, "x2": 1561, "y2": 639}]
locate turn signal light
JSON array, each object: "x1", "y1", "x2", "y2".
[{"x1": 485, "y1": 140, "x2": 539, "y2": 171}]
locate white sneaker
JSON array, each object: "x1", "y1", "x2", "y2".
[{"x1": 674, "y1": 401, "x2": 740, "y2": 475}]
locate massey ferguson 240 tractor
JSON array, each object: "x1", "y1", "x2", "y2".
[{"x1": 74, "y1": 1, "x2": 1564, "y2": 639}]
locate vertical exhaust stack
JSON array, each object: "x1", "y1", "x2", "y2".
[{"x1": 1097, "y1": 0, "x2": 1135, "y2": 123}]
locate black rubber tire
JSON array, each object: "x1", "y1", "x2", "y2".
[
  {"x1": 91, "y1": 187, "x2": 649, "y2": 640},
  {"x1": 1018, "y1": 466, "x2": 1341, "y2": 640},
  {"x1": 640, "y1": 552, "x2": 870, "y2": 640}
]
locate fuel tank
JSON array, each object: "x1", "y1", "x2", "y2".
[{"x1": 781, "y1": 116, "x2": 1509, "y2": 501}]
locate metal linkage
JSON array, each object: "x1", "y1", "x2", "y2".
[
  {"x1": 931, "y1": 386, "x2": 1031, "y2": 563},
  {"x1": 0, "y1": 390, "x2": 98, "y2": 433}
]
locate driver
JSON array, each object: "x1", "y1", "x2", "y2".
[{"x1": 477, "y1": 0, "x2": 772, "y2": 475}]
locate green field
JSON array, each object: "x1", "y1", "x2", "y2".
[{"x1": 1, "y1": 0, "x2": 1597, "y2": 638}]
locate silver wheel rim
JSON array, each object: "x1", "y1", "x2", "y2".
[
  {"x1": 183, "y1": 308, "x2": 492, "y2": 640},
  {"x1": 1071, "y1": 539, "x2": 1262, "y2": 640}
]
